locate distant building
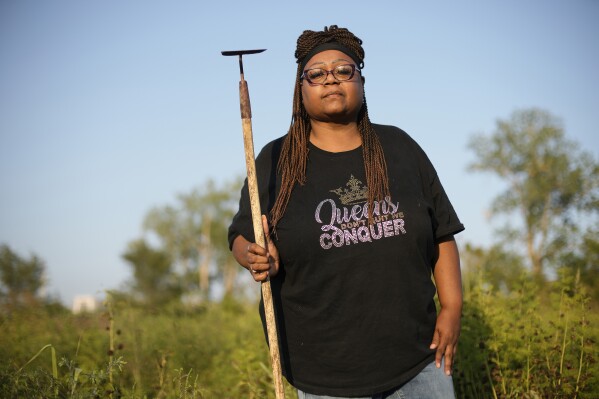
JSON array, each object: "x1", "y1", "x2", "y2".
[{"x1": 72, "y1": 295, "x2": 99, "y2": 313}]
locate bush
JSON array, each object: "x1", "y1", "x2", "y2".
[{"x1": 455, "y1": 268, "x2": 599, "y2": 398}]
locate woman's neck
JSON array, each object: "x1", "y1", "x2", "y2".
[{"x1": 309, "y1": 120, "x2": 361, "y2": 152}]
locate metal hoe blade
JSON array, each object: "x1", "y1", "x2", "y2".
[
  {"x1": 222, "y1": 49, "x2": 266, "y2": 76},
  {"x1": 221, "y1": 49, "x2": 266, "y2": 56}
]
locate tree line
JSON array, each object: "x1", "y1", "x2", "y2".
[
  {"x1": 1, "y1": 107, "x2": 598, "y2": 397},
  {"x1": 2, "y1": 108, "x2": 597, "y2": 308}
]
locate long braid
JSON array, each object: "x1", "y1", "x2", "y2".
[
  {"x1": 359, "y1": 89, "x2": 389, "y2": 220},
  {"x1": 270, "y1": 25, "x2": 390, "y2": 229}
]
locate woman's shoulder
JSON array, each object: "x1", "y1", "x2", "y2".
[
  {"x1": 372, "y1": 123, "x2": 421, "y2": 149},
  {"x1": 254, "y1": 134, "x2": 287, "y2": 172},
  {"x1": 371, "y1": 123, "x2": 436, "y2": 171},
  {"x1": 257, "y1": 134, "x2": 286, "y2": 157}
]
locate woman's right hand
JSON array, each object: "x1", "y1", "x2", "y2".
[{"x1": 233, "y1": 215, "x2": 280, "y2": 282}]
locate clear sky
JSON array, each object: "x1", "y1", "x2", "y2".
[{"x1": 1, "y1": 1, "x2": 598, "y2": 306}]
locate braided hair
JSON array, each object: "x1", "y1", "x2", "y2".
[{"x1": 270, "y1": 25, "x2": 390, "y2": 229}]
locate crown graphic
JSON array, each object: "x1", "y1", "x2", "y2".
[{"x1": 330, "y1": 175, "x2": 368, "y2": 205}]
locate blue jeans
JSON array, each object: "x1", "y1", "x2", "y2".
[{"x1": 297, "y1": 360, "x2": 456, "y2": 399}]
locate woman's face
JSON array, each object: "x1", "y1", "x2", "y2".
[{"x1": 301, "y1": 49, "x2": 364, "y2": 124}]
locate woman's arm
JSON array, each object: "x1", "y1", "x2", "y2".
[{"x1": 429, "y1": 236, "x2": 463, "y2": 376}]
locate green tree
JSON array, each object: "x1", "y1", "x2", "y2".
[
  {"x1": 143, "y1": 178, "x2": 242, "y2": 300},
  {"x1": 121, "y1": 239, "x2": 181, "y2": 306},
  {"x1": 461, "y1": 243, "x2": 526, "y2": 294},
  {"x1": 468, "y1": 108, "x2": 599, "y2": 281},
  {"x1": 0, "y1": 244, "x2": 46, "y2": 306}
]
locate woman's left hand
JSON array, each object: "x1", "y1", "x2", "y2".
[{"x1": 429, "y1": 307, "x2": 461, "y2": 376}]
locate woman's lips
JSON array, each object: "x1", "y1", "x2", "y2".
[{"x1": 323, "y1": 90, "x2": 343, "y2": 98}]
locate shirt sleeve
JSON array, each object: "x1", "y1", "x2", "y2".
[
  {"x1": 227, "y1": 177, "x2": 254, "y2": 249},
  {"x1": 227, "y1": 137, "x2": 283, "y2": 249},
  {"x1": 408, "y1": 134, "x2": 464, "y2": 241},
  {"x1": 427, "y1": 169, "x2": 465, "y2": 240}
]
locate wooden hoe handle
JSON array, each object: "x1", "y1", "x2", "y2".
[{"x1": 240, "y1": 77, "x2": 286, "y2": 398}]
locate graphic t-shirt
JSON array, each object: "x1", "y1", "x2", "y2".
[{"x1": 228, "y1": 124, "x2": 464, "y2": 397}]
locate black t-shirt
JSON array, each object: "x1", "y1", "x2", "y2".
[{"x1": 228, "y1": 124, "x2": 464, "y2": 397}]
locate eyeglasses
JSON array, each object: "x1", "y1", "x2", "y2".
[{"x1": 301, "y1": 64, "x2": 360, "y2": 85}]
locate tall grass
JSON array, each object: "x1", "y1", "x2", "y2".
[
  {"x1": 455, "y1": 268, "x2": 598, "y2": 398},
  {"x1": 0, "y1": 296, "x2": 298, "y2": 398},
  {"x1": 1, "y1": 274, "x2": 597, "y2": 398}
]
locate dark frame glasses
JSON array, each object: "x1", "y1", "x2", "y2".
[{"x1": 301, "y1": 64, "x2": 360, "y2": 85}]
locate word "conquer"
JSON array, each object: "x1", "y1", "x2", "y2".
[{"x1": 315, "y1": 197, "x2": 407, "y2": 250}]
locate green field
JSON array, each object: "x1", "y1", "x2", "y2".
[{"x1": 2, "y1": 272, "x2": 597, "y2": 398}]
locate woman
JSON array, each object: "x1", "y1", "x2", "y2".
[{"x1": 228, "y1": 25, "x2": 464, "y2": 399}]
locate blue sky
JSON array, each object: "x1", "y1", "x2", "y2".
[{"x1": 1, "y1": 1, "x2": 597, "y2": 306}]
